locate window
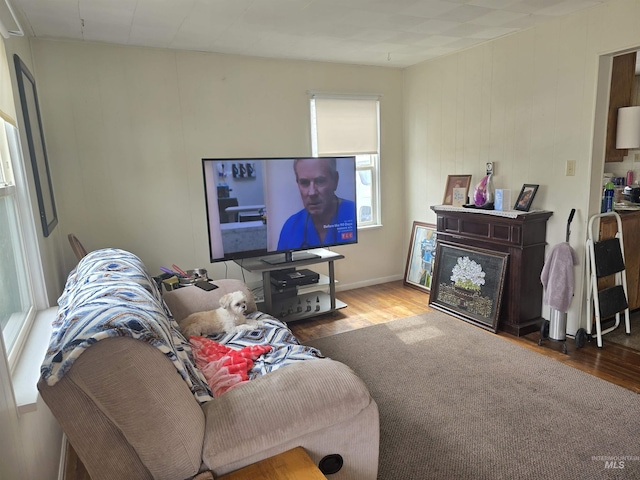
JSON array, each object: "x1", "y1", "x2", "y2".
[
  {"x1": 310, "y1": 94, "x2": 381, "y2": 227},
  {"x1": 0, "y1": 118, "x2": 36, "y2": 368}
]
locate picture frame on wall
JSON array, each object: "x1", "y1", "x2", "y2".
[
  {"x1": 428, "y1": 241, "x2": 508, "y2": 333},
  {"x1": 404, "y1": 221, "x2": 438, "y2": 293},
  {"x1": 442, "y1": 175, "x2": 472, "y2": 206},
  {"x1": 514, "y1": 184, "x2": 539, "y2": 212},
  {"x1": 14, "y1": 54, "x2": 58, "y2": 237}
]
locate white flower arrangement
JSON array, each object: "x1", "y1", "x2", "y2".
[{"x1": 450, "y1": 256, "x2": 485, "y2": 292}]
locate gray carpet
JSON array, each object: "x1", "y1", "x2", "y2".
[{"x1": 306, "y1": 312, "x2": 640, "y2": 480}]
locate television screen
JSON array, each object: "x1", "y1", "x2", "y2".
[{"x1": 202, "y1": 156, "x2": 358, "y2": 264}]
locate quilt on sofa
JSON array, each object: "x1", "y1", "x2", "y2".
[
  {"x1": 40, "y1": 248, "x2": 215, "y2": 404},
  {"x1": 41, "y1": 248, "x2": 324, "y2": 405}
]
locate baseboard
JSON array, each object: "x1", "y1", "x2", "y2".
[{"x1": 336, "y1": 274, "x2": 403, "y2": 292}]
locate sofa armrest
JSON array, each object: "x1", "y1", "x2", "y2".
[
  {"x1": 201, "y1": 358, "x2": 374, "y2": 470},
  {"x1": 163, "y1": 279, "x2": 257, "y2": 323},
  {"x1": 39, "y1": 337, "x2": 205, "y2": 480}
]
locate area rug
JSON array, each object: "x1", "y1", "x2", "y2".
[{"x1": 306, "y1": 312, "x2": 640, "y2": 480}]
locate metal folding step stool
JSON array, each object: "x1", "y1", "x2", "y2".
[{"x1": 584, "y1": 212, "x2": 631, "y2": 348}]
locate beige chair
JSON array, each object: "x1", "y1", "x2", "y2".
[{"x1": 68, "y1": 233, "x2": 88, "y2": 261}]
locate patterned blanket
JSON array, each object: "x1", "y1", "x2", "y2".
[
  {"x1": 40, "y1": 248, "x2": 324, "y2": 404},
  {"x1": 40, "y1": 248, "x2": 214, "y2": 404},
  {"x1": 200, "y1": 313, "x2": 325, "y2": 380}
]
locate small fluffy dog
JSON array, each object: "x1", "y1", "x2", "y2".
[{"x1": 179, "y1": 291, "x2": 257, "y2": 337}]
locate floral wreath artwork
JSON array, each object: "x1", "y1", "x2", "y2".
[
  {"x1": 451, "y1": 256, "x2": 485, "y2": 292},
  {"x1": 429, "y1": 241, "x2": 508, "y2": 333}
]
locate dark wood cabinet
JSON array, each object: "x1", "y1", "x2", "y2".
[
  {"x1": 605, "y1": 52, "x2": 636, "y2": 163},
  {"x1": 431, "y1": 207, "x2": 553, "y2": 336}
]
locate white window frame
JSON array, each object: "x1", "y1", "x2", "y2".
[
  {"x1": 309, "y1": 93, "x2": 381, "y2": 228},
  {"x1": 0, "y1": 116, "x2": 46, "y2": 371}
]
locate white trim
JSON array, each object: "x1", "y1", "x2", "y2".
[
  {"x1": 12, "y1": 306, "x2": 57, "y2": 414},
  {"x1": 5, "y1": 121, "x2": 48, "y2": 310},
  {"x1": 335, "y1": 275, "x2": 403, "y2": 291},
  {"x1": 58, "y1": 434, "x2": 68, "y2": 480},
  {"x1": 307, "y1": 90, "x2": 382, "y2": 101}
]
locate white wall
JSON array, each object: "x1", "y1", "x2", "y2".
[
  {"x1": 404, "y1": 0, "x2": 640, "y2": 335},
  {"x1": 4, "y1": 35, "x2": 66, "y2": 308},
  {"x1": 29, "y1": 40, "x2": 405, "y2": 292},
  {"x1": 0, "y1": 35, "x2": 63, "y2": 480}
]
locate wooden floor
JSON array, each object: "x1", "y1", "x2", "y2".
[
  {"x1": 293, "y1": 281, "x2": 640, "y2": 394},
  {"x1": 66, "y1": 280, "x2": 640, "y2": 480}
]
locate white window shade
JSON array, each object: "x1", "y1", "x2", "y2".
[
  {"x1": 314, "y1": 97, "x2": 379, "y2": 155},
  {"x1": 0, "y1": 40, "x2": 16, "y2": 125}
]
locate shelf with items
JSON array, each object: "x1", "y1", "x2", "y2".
[
  {"x1": 235, "y1": 248, "x2": 346, "y2": 321},
  {"x1": 259, "y1": 290, "x2": 347, "y2": 322}
]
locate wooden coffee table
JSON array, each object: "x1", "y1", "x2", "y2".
[{"x1": 218, "y1": 447, "x2": 326, "y2": 480}]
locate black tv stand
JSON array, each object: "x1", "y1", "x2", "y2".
[
  {"x1": 235, "y1": 248, "x2": 346, "y2": 322},
  {"x1": 261, "y1": 250, "x2": 320, "y2": 265}
]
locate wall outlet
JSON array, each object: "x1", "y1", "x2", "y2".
[
  {"x1": 486, "y1": 162, "x2": 494, "y2": 175},
  {"x1": 565, "y1": 160, "x2": 576, "y2": 176}
]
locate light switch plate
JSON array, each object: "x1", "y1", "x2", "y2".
[{"x1": 565, "y1": 160, "x2": 576, "y2": 176}]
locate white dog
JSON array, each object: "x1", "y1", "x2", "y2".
[{"x1": 179, "y1": 291, "x2": 258, "y2": 337}]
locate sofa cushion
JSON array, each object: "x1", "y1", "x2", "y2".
[
  {"x1": 201, "y1": 359, "x2": 374, "y2": 469},
  {"x1": 163, "y1": 279, "x2": 257, "y2": 323}
]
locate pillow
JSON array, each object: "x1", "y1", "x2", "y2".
[{"x1": 163, "y1": 279, "x2": 257, "y2": 323}]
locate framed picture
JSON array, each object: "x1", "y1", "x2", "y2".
[
  {"x1": 443, "y1": 175, "x2": 472, "y2": 206},
  {"x1": 14, "y1": 54, "x2": 58, "y2": 237},
  {"x1": 428, "y1": 241, "x2": 508, "y2": 333},
  {"x1": 514, "y1": 184, "x2": 539, "y2": 212},
  {"x1": 404, "y1": 222, "x2": 437, "y2": 293}
]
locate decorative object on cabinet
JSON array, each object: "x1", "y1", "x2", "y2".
[
  {"x1": 494, "y1": 189, "x2": 512, "y2": 211},
  {"x1": 430, "y1": 206, "x2": 553, "y2": 336},
  {"x1": 13, "y1": 54, "x2": 58, "y2": 237},
  {"x1": 605, "y1": 51, "x2": 636, "y2": 162},
  {"x1": 472, "y1": 174, "x2": 494, "y2": 207},
  {"x1": 429, "y1": 241, "x2": 508, "y2": 333},
  {"x1": 514, "y1": 184, "x2": 539, "y2": 211},
  {"x1": 442, "y1": 174, "x2": 472, "y2": 206},
  {"x1": 404, "y1": 221, "x2": 437, "y2": 293}
]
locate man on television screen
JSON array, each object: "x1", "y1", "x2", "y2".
[{"x1": 277, "y1": 158, "x2": 356, "y2": 250}]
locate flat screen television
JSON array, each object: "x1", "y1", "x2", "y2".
[{"x1": 202, "y1": 156, "x2": 358, "y2": 264}]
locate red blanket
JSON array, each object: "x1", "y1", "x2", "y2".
[{"x1": 189, "y1": 336, "x2": 272, "y2": 397}]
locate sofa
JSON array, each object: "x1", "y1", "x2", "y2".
[{"x1": 38, "y1": 248, "x2": 379, "y2": 480}]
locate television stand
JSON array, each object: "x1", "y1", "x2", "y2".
[
  {"x1": 260, "y1": 250, "x2": 320, "y2": 265},
  {"x1": 235, "y1": 248, "x2": 346, "y2": 322}
]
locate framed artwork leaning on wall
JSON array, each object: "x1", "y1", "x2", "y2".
[{"x1": 404, "y1": 221, "x2": 438, "y2": 293}]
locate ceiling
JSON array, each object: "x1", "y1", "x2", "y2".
[{"x1": 6, "y1": 0, "x2": 607, "y2": 68}]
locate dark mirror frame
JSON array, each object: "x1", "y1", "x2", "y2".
[{"x1": 13, "y1": 54, "x2": 57, "y2": 237}]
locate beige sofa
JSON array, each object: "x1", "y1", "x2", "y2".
[{"x1": 38, "y1": 249, "x2": 379, "y2": 480}]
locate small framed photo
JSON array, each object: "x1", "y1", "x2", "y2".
[
  {"x1": 514, "y1": 184, "x2": 539, "y2": 211},
  {"x1": 443, "y1": 175, "x2": 472, "y2": 206},
  {"x1": 404, "y1": 221, "x2": 437, "y2": 293}
]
